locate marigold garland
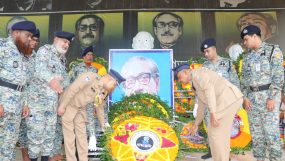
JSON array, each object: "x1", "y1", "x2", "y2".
[
  {"x1": 105, "y1": 94, "x2": 182, "y2": 160},
  {"x1": 110, "y1": 116, "x2": 179, "y2": 161},
  {"x1": 109, "y1": 93, "x2": 173, "y2": 128},
  {"x1": 233, "y1": 53, "x2": 244, "y2": 79}
]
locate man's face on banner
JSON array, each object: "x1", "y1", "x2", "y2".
[
  {"x1": 15, "y1": 0, "x2": 36, "y2": 11},
  {"x1": 0, "y1": 1, "x2": 4, "y2": 11},
  {"x1": 154, "y1": 14, "x2": 182, "y2": 48},
  {"x1": 121, "y1": 57, "x2": 160, "y2": 96},
  {"x1": 238, "y1": 13, "x2": 273, "y2": 41},
  {"x1": 77, "y1": 17, "x2": 100, "y2": 48}
]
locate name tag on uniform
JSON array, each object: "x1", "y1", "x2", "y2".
[
  {"x1": 255, "y1": 63, "x2": 261, "y2": 72},
  {"x1": 23, "y1": 63, "x2": 26, "y2": 71}
]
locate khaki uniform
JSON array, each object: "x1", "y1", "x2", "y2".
[
  {"x1": 59, "y1": 72, "x2": 106, "y2": 161},
  {"x1": 203, "y1": 56, "x2": 240, "y2": 125},
  {"x1": 192, "y1": 67, "x2": 243, "y2": 161},
  {"x1": 69, "y1": 62, "x2": 100, "y2": 137}
]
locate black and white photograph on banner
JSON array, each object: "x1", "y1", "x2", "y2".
[{"x1": 0, "y1": 0, "x2": 52, "y2": 12}]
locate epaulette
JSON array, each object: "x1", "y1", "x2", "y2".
[
  {"x1": 221, "y1": 57, "x2": 233, "y2": 62},
  {"x1": 0, "y1": 38, "x2": 10, "y2": 48},
  {"x1": 265, "y1": 43, "x2": 279, "y2": 49},
  {"x1": 202, "y1": 60, "x2": 210, "y2": 65},
  {"x1": 0, "y1": 38, "x2": 12, "y2": 56},
  {"x1": 0, "y1": 38, "x2": 8, "y2": 44},
  {"x1": 41, "y1": 44, "x2": 52, "y2": 50}
]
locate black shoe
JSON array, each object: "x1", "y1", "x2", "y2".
[
  {"x1": 30, "y1": 158, "x2": 37, "y2": 161},
  {"x1": 201, "y1": 152, "x2": 212, "y2": 159},
  {"x1": 41, "y1": 156, "x2": 49, "y2": 161}
]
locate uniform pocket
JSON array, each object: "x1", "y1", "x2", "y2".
[{"x1": 62, "y1": 106, "x2": 78, "y2": 123}]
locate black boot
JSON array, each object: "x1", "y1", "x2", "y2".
[
  {"x1": 201, "y1": 150, "x2": 212, "y2": 159},
  {"x1": 41, "y1": 156, "x2": 49, "y2": 161},
  {"x1": 30, "y1": 158, "x2": 37, "y2": 161}
]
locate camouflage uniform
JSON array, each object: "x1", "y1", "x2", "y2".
[
  {"x1": 241, "y1": 42, "x2": 284, "y2": 160},
  {"x1": 25, "y1": 44, "x2": 70, "y2": 159},
  {"x1": 18, "y1": 51, "x2": 36, "y2": 149},
  {"x1": 203, "y1": 56, "x2": 240, "y2": 125},
  {"x1": 69, "y1": 62, "x2": 99, "y2": 137},
  {"x1": 50, "y1": 116, "x2": 63, "y2": 158},
  {"x1": 0, "y1": 37, "x2": 29, "y2": 161}
]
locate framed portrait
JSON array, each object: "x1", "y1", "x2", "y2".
[
  {"x1": 219, "y1": 0, "x2": 247, "y2": 8},
  {"x1": 109, "y1": 49, "x2": 173, "y2": 107},
  {"x1": 1, "y1": 0, "x2": 52, "y2": 12},
  {"x1": 0, "y1": 15, "x2": 50, "y2": 46},
  {"x1": 215, "y1": 11, "x2": 280, "y2": 52},
  {"x1": 62, "y1": 13, "x2": 124, "y2": 64},
  {"x1": 138, "y1": 12, "x2": 202, "y2": 61}
]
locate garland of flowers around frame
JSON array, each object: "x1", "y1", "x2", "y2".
[
  {"x1": 101, "y1": 93, "x2": 181, "y2": 161},
  {"x1": 110, "y1": 116, "x2": 179, "y2": 161},
  {"x1": 109, "y1": 93, "x2": 173, "y2": 128}
]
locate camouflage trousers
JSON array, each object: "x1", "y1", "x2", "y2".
[
  {"x1": 0, "y1": 88, "x2": 23, "y2": 161},
  {"x1": 86, "y1": 103, "x2": 108, "y2": 138},
  {"x1": 0, "y1": 112, "x2": 22, "y2": 161},
  {"x1": 204, "y1": 107, "x2": 210, "y2": 127},
  {"x1": 18, "y1": 118, "x2": 28, "y2": 148},
  {"x1": 26, "y1": 102, "x2": 57, "y2": 159},
  {"x1": 247, "y1": 90, "x2": 283, "y2": 161},
  {"x1": 86, "y1": 103, "x2": 97, "y2": 137},
  {"x1": 50, "y1": 116, "x2": 63, "y2": 157}
]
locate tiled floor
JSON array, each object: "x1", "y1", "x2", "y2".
[
  {"x1": 15, "y1": 147, "x2": 285, "y2": 161},
  {"x1": 178, "y1": 150, "x2": 285, "y2": 161}
]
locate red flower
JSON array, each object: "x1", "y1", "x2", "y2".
[
  {"x1": 161, "y1": 137, "x2": 176, "y2": 148},
  {"x1": 114, "y1": 134, "x2": 129, "y2": 144},
  {"x1": 125, "y1": 123, "x2": 138, "y2": 131}
]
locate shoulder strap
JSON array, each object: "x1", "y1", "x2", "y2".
[
  {"x1": 269, "y1": 45, "x2": 275, "y2": 63},
  {"x1": 261, "y1": 44, "x2": 276, "y2": 63},
  {"x1": 227, "y1": 60, "x2": 232, "y2": 73}
]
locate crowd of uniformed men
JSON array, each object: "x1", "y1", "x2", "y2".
[
  {"x1": 0, "y1": 19, "x2": 284, "y2": 161},
  {"x1": 0, "y1": 20, "x2": 120, "y2": 161}
]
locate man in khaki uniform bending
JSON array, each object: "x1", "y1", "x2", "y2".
[
  {"x1": 57, "y1": 69, "x2": 125, "y2": 161},
  {"x1": 173, "y1": 64, "x2": 243, "y2": 161}
]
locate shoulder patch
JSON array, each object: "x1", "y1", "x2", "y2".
[{"x1": 273, "y1": 52, "x2": 282, "y2": 59}]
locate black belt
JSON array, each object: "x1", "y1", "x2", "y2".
[
  {"x1": 0, "y1": 79, "x2": 24, "y2": 92},
  {"x1": 249, "y1": 84, "x2": 271, "y2": 92}
]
